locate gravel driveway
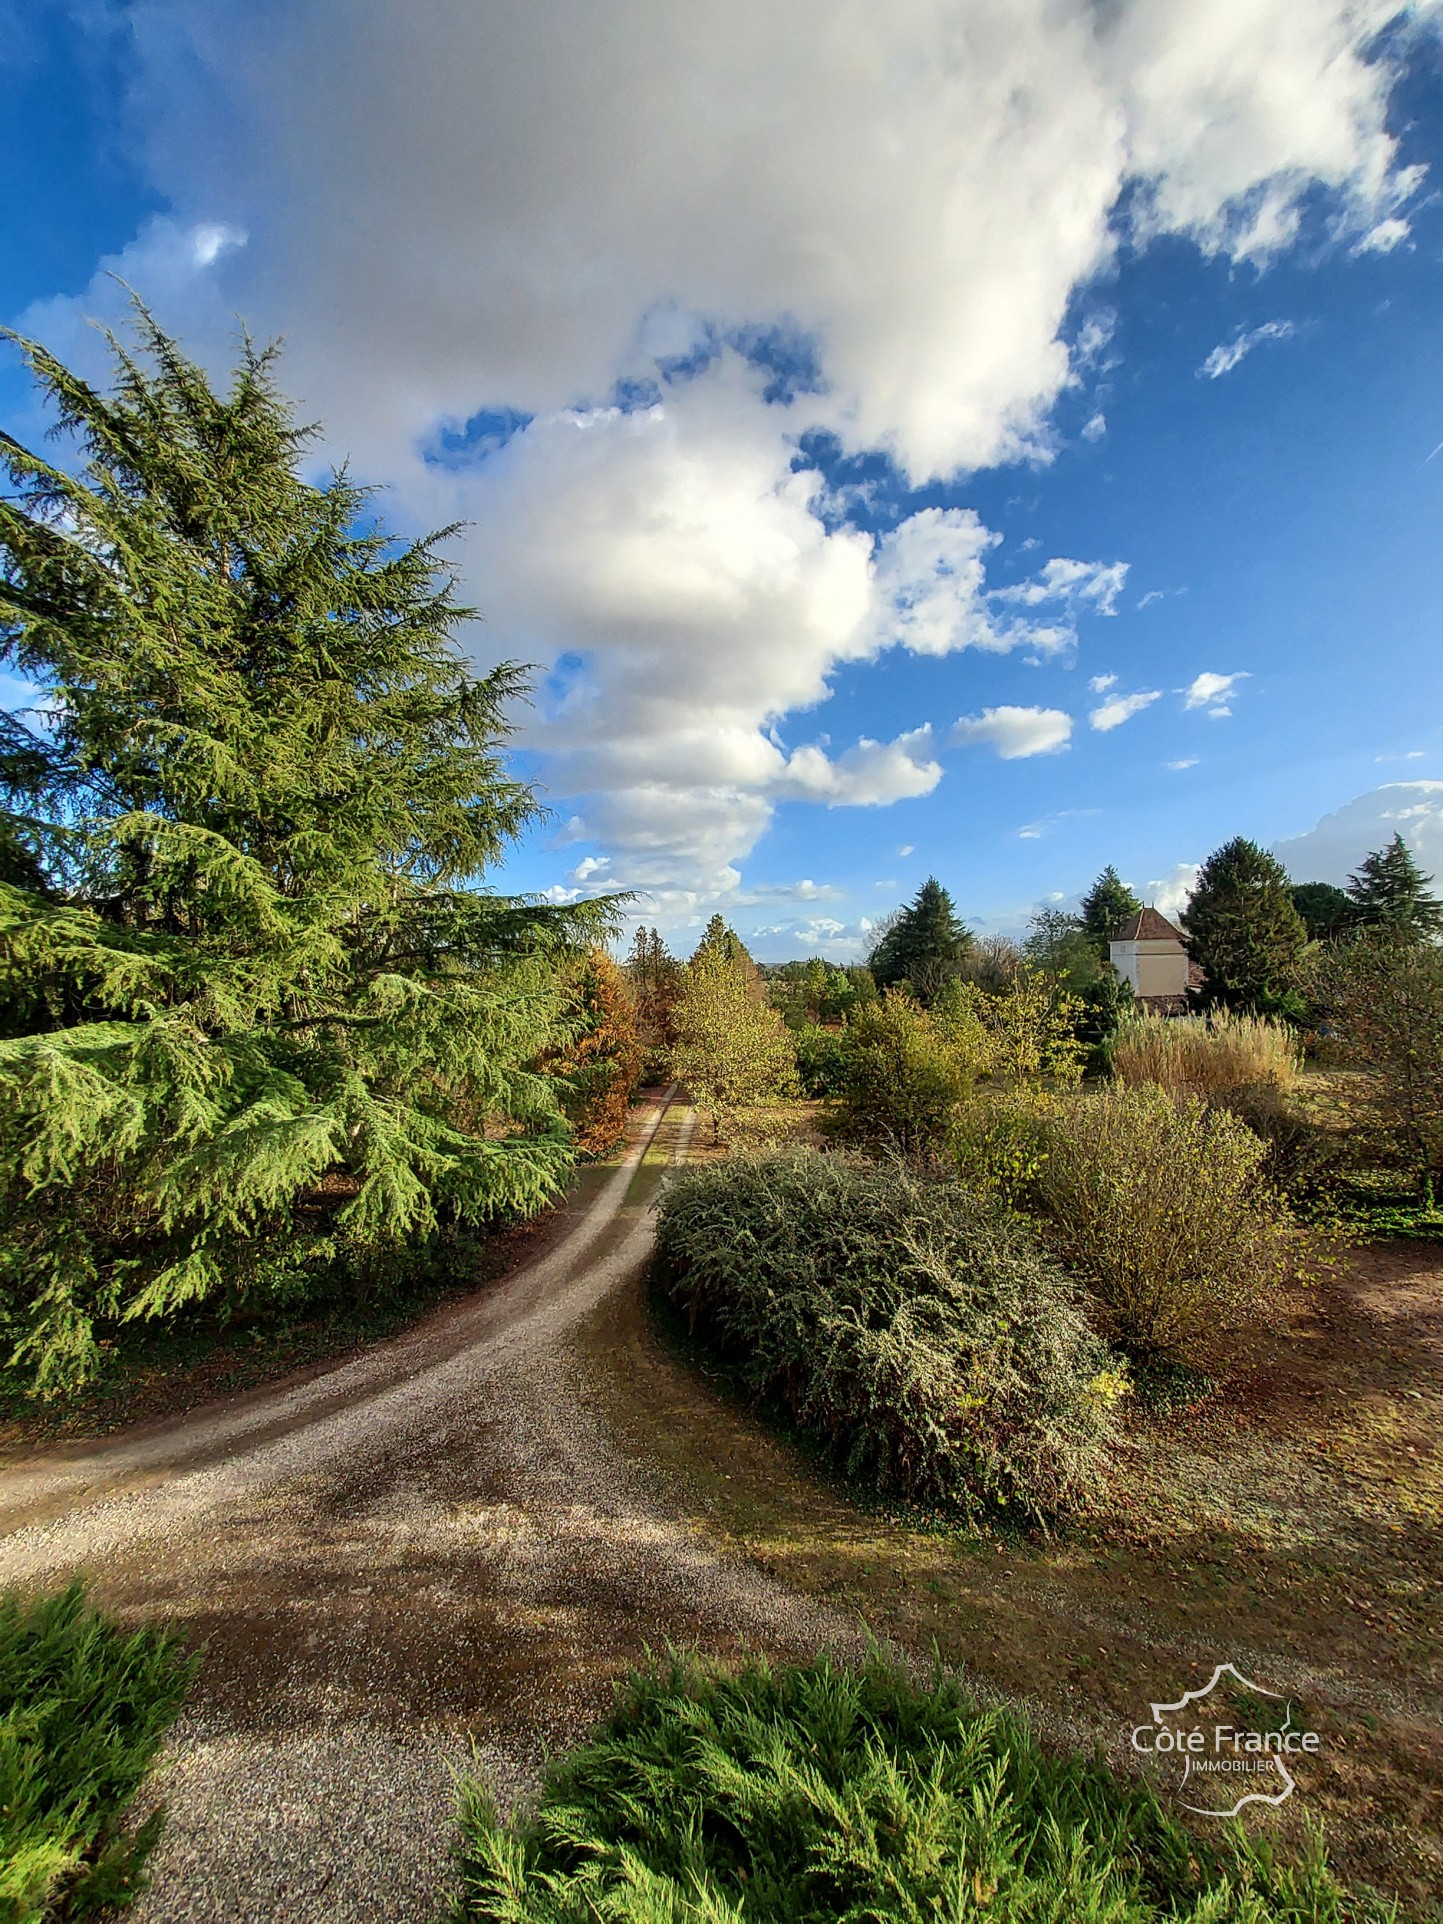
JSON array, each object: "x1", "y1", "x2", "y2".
[{"x1": 0, "y1": 1092, "x2": 851, "y2": 1922}]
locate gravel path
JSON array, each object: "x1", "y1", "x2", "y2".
[{"x1": 0, "y1": 1093, "x2": 853, "y2": 1922}]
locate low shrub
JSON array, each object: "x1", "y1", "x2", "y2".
[
  {"x1": 950, "y1": 1088, "x2": 1054, "y2": 1212},
  {"x1": 451, "y1": 1648, "x2": 1391, "y2": 1924},
  {"x1": 653, "y1": 1149, "x2": 1120, "y2": 1520},
  {"x1": 0, "y1": 1582, "x2": 194, "y2": 1922},
  {"x1": 1037, "y1": 1085, "x2": 1299, "y2": 1367},
  {"x1": 1112, "y1": 1011, "x2": 1299, "y2": 1099}
]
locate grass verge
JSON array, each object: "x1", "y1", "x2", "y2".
[
  {"x1": 0, "y1": 1583, "x2": 194, "y2": 1922},
  {"x1": 450, "y1": 1648, "x2": 1398, "y2": 1922}
]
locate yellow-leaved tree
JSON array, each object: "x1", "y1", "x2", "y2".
[{"x1": 671, "y1": 918, "x2": 797, "y2": 1139}]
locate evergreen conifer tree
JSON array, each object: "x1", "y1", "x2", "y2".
[
  {"x1": 1079, "y1": 866, "x2": 1142, "y2": 952},
  {"x1": 867, "y1": 878, "x2": 972, "y2": 1005},
  {"x1": 670, "y1": 922, "x2": 795, "y2": 1138},
  {"x1": 1290, "y1": 881, "x2": 1353, "y2": 941},
  {"x1": 1184, "y1": 838, "x2": 1307, "y2": 1017},
  {"x1": 1346, "y1": 834, "x2": 1443, "y2": 940},
  {"x1": 0, "y1": 312, "x2": 611, "y2": 1391}
]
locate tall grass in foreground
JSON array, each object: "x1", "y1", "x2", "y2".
[
  {"x1": 0, "y1": 1583, "x2": 193, "y2": 1922},
  {"x1": 1112, "y1": 1012, "x2": 1299, "y2": 1098},
  {"x1": 451, "y1": 1649, "x2": 1396, "y2": 1923},
  {"x1": 654, "y1": 1150, "x2": 1120, "y2": 1521}
]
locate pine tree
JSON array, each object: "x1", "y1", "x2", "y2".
[
  {"x1": 0, "y1": 310, "x2": 612, "y2": 1392},
  {"x1": 1184, "y1": 838, "x2": 1307, "y2": 1017},
  {"x1": 1079, "y1": 866, "x2": 1142, "y2": 952},
  {"x1": 867, "y1": 878, "x2": 972, "y2": 1005},
  {"x1": 1346, "y1": 834, "x2": 1443, "y2": 941},
  {"x1": 1291, "y1": 881, "x2": 1353, "y2": 941}
]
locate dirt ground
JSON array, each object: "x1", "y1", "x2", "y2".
[{"x1": 584, "y1": 1237, "x2": 1443, "y2": 1910}]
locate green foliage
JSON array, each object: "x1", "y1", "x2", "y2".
[
  {"x1": 0, "y1": 312, "x2": 608, "y2": 1394},
  {"x1": 867, "y1": 878, "x2": 972, "y2": 1005},
  {"x1": 451, "y1": 1647, "x2": 1388, "y2": 1924},
  {"x1": 1079, "y1": 864, "x2": 1143, "y2": 949},
  {"x1": 764, "y1": 958, "x2": 874, "y2": 1029},
  {"x1": 1184, "y1": 838, "x2": 1308, "y2": 1019},
  {"x1": 670, "y1": 930, "x2": 797, "y2": 1138},
  {"x1": 654, "y1": 1149, "x2": 1119, "y2": 1519},
  {"x1": 969, "y1": 971, "x2": 1086, "y2": 1084},
  {"x1": 950, "y1": 1089, "x2": 1054, "y2": 1214},
  {"x1": 836, "y1": 994, "x2": 982, "y2": 1153},
  {"x1": 1308, "y1": 934, "x2": 1443, "y2": 1199},
  {"x1": 1023, "y1": 906, "x2": 1107, "y2": 993},
  {"x1": 1291, "y1": 881, "x2": 1353, "y2": 941},
  {"x1": 1346, "y1": 834, "x2": 1443, "y2": 941},
  {"x1": 0, "y1": 1582, "x2": 194, "y2": 1922},
  {"x1": 1038, "y1": 1085, "x2": 1298, "y2": 1367},
  {"x1": 791, "y1": 1022, "x2": 848, "y2": 1097},
  {"x1": 625, "y1": 928, "x2": 681, "y2": 1082}
]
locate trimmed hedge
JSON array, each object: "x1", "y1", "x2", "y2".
[{"x1": 653, "y1": 1148, "x2": 1122, "y2": 1520}]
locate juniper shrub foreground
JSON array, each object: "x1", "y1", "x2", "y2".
[
  {"x1": 0, "y1": 1583, "x2": 193, "y2": 1922},
  {"x1": 451, "y1": 1650, "x2": 1397, "y2": 1923}
]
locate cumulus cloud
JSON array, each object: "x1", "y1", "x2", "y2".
[
  {"x1": 18, "y1": 0, "x2": 1438, "y2": 901},
  {"x1": 1272, "y1": 781, "x2": 1443, "y2": 883},
  {"x1": 1090, "y1": 688, "x2": 1160, "y2": 731},
  {"x1": 1167, "y1": 756, "x2": 1200, "y2": 770},
  {"x1": 1182, "y1": 669, "x2": 1249, "y2": 716},
  {"x1": 1148, "y1": 863, "x2": 1202, "y2": 920},
  {"x1": 952, "y1": 706, "x2": 1074, "y2": 759},
  {"x1": 1089, "y1": 673, "x2": 1118, "y2": 692},
  {"x1": 1198, "y1": 319, "x2": 1296, "y2": 379}
]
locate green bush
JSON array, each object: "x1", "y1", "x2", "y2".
[
  {"x1": 950, "y1": 1089, "x2": 1054, "y2": 1212},
  {"x1": 835, "y1": 995, "x2": 979, "y2": 1152},
  {"x1": 451, "y1": 1648, "x2": 1391, "y2": 1924},
  {"x1": 1037, "y1": 1085, "x2": 1298, "y2": 1367},
  {"x1": 653, "y1": 1149, "x2": 1120, "y2": 1520},
  {"x1": 791, "y1": 1023, "x2": 848, "y2": 1098},
  {"x1": 0, "y1": 1583, "x2": 194, "y2": 1922}
]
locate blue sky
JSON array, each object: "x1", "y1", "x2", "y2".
[{"x1": 5, "y1": 3, "x2": 1443, "y2": 956}]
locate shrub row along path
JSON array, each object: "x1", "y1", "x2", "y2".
[{"x1": 0, "y1": 1091, "x2": 855, "y2": 1923}]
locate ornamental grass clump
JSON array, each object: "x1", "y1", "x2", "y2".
[
  {"x1": 0, "y1": 1582, "x2": 194, "y2": 1922},
  {"x1": 653, "y1": 1148, "x2": 1120, "y2": 1520},
  {"x1": 451, "y1": 1648, "x2": 1385, "y2": 1924},
  {"x1": 1038, "y1": 1084, "x2": 1297, "y2": 1368},
  {"x1": 1112, "y1": 1011, "x2": 1299, "y2": 1099}
]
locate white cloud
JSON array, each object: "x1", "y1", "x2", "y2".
[
  {"x1": 1181, "y1": 669, "x2": 1249, "y2": 716},
  {"x1": 1148, "y1": 863, "x2": 1202, "y2": 919},
  {"x1": 1089, "y1": 688, "x2": 1160, "y2": 731},
  {"x1": 898, "y1": 843, "x2": 915, "y2": 857},
  {"x1": 569, "y1": 855, "x2": 611, "y2": 882},
  {"x1": 18, "y1": 0, "x2": 1437, "y2": 906},
  {"x1": 1273, "y1": 781, "x2": 1443, "y2": 883},
  {"x1": 952, "y1": 705, "x2": 1074, "y2": 759},
  {"x1": 1166, "y1": 755, "x2": 1200, "y2": 769},
  {"x1": 1356, "y1": 215, "x2": 1411, "y2": 253},
  {"x1": 1089, "y1": 673, "x2": 1118, "y2": 692},
  {"x1": 1198, "y1": 319, "x2": 1296, "y2": 379},
  {"x1": 993, "y1": 556, "x2": 1129, "y2": 618},
  {"x1": 1080, "y1": 409, "x2": 1107, "y2": 442}
]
